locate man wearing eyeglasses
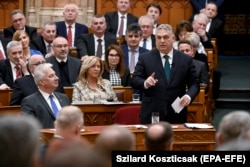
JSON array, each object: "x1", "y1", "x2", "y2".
[
  {"x1": 3, "y1": 9, "x2": 37, "y2": 39},
  {"x1": 10, "y1": 54, "x2": 46, "y2": 105},
  {"x1": 46, "y1": 36, "x2": 81, "y2": 93}
]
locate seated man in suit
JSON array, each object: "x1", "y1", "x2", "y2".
[
  {"x1": 30, "y1": 21, "x2": 57, "y2": 57},
  {"x1": 3, "y1": 9, "x2": 37, "y2": 39},
  {"x1": 76, "y1": 14, "x2": 117, "y2": 60},
  {"x1": 46, "y1": 37, "x2": 82, "y2": 93},
  {"x1": 55, "y1": 3, "x2": 88, "y2": 47},
  {"x1": 146, "y1": 2, "x2": 162, "y2": 35},
  {"x1": 138, "y1": 15, "x2": 156, "y2": 50},
  {"x1": 178, "y1": 39, "x2": 209, "y2": 87},
  {"x1": 21, "y1": 63, "x2": 71, "y2": 128},
  {"x1": 0, "y1": 41, "x2": 29, "y2": 90},
  {"x1": 192, "y1": 13, "x2": 214, "y2": 49},
  {"x1": 104, "y1": 0, "x2": 138, "y2": 37},
  {"x1": 121, "y1": 23, "x2": 149, "y2": 73},
  {"x1": 10, "y1": 54, "x2": 46, "y2": 105},
  {"x1": 0, "y1": 37, "x2": 11, "y2": 60}
]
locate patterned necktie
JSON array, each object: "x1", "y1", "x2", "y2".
[
  {"x1": 118, "y1": 16, "x2": 125, "y2": 37},
  {"x1": 49, "y1": 95, "x2": 59, "y2": 117},
  {"x1": 67, "y1": 25, "x2": 72, "y2": 47},
  {"x1": 96, "y1": 39, "x2": 102, "y2": 58},
  {"x1": 0, "y1": 50, "x2": 5, "y2": 60},
  {"x1": 15, "y1": 66, "x2": 21, "y2": 79},
  {"x1": 143, "y1": 38, "x2": 147, "y2": 49},
  {"x1": 129, "y1": 50, "x2": 136, "y2": 73},
  {"x1": 164, "y1": 55, "x2": 171, "y2": 79},
  {"x1": 47, "y1": 44, "x2": 52, "y2": 53}
]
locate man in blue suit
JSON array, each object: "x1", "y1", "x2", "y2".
[
  {"x1": 55, "y1": 3, "x2": 88, "y2": 47},
  {"x1": 131, "y1": 24, "x2": 200, "y2": 124},
  {"x1": 121, "y1": 23, "x2": 149, "y2": 73}
]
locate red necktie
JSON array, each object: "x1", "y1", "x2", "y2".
[
  {"x1": 0, "y1": 50, "x2": 5, "y2": 60},
  {"x1": 67, "y1": 25, "x2": 72, "y2": 47},
  {"x1": 118, "y1": 16, "x2": 125, "y2": 37},
  {"x1": 15, "y1": 66, "x2": 22, "y2": 79}
]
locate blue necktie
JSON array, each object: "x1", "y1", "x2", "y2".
[
  {"x1": 143, "y1": 38, "x2": 147, "y2": 49},
  {"x1": 164, "y1": 55, "x2": 171, "y2": 79},
  {"x1": 49, "y1": 95, "x2": 59, "y2": 117}
]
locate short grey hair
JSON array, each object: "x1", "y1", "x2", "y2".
[
  {"x1": 193, "y1": 13, "x2": 209, "y2": 23},
  {"x1": 156, "y1": 24, "x2": 174, "y2": 36},
  {"x1": 7, "y1": 41, "x2": 22, "y2": 52},
  {"x1": 33, "y1": 63, "x2": 53, "y2": 85},
  {"x1": 63, "y1": 3, "x2": 79, "y2": 13},
  {"x1": 138, "y1": 15, "x2": 154, "y2": 26}
]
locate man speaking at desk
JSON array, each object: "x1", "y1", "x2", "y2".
[{"x1": 131, "y1": 24, "x2": 199, "y2": 124}]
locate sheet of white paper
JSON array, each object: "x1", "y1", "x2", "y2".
[
  {"x1": 171, "y1": 97, "x2": 184, "y2": 114},
  {"x1": 184, "y1": 123, "x2": 214, "y2": 129}
]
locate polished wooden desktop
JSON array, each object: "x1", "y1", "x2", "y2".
[{"x1": 40, "y1": 124, "x2": 216, "y2": 151}]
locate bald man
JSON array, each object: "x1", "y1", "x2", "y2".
[{"x1": 144, "y1": 121, "x2": 173, "y2": 150}]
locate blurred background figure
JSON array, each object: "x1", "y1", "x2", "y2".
[
  {"x1": 146, "y1": 2, "x2": 162, "y2": 35},
  {"x1": 3, "y1": 9, "x2": 37, "y2": 39}
]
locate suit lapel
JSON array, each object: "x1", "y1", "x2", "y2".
[
  {"x1": 37, "y1": 91, "x2": 55, "y2": 119},
  {"x1": 89, "y1": 35, "x2": 95, "y2": 55}
]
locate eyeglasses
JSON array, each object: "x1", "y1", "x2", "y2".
[
  {"x1": 108, "y1": 54, "x2": 120, "y2": 58},
  {"x1": 30, "y1": 61, "x2": 46, "y2": 66},
  {"x1": 54, "y1": 44, "x2": 68, "y2": 49}
]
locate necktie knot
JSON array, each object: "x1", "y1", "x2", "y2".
[
  {"x1": 97, "y1": 39, "x2": 102, "y2": 43},
  {"x1": 68, "y1": 25, "x2": 72, "y2": 28}
]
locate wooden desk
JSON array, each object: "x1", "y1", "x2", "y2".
[
  {"x1": 40, "y1": 124, "x2": 216, "y2": 151},
  {"x1": 0, "y1": 106, "x2": 21, "y2": 115},
  {"x1": 0, "y1": 89, "x2": 13, "y2": 106}
]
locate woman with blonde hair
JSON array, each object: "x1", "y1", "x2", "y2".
[
  {"x1": 12, "y1": 30, "x2": 42, "y2": 61},
  {"x1": 72, "y1": 56, "x2": 117, "y2": 102}
]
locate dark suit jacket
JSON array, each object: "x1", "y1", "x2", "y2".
[
  {"x1": 193, "y1": 59, "x2": 209, "y2": 84},
  {"x1": 105, "y1": 11, "x2": 138, "y2": 36},
  {"x1": 0, "y1": 37, "x2": 11, "y2": 58},
  {"x1": 46, "y1": 56, "x2": 82, "y2": 93},
  {"x1": 10, "y1": 75, "x2": 38, "y2": 106},
  {"x1": 76, "y1": 32, "x2": 117, "y2": 58},
  {"x1": 102, "y1": 68, "x2": 131, "y2": 87},
  {"x1": 120, "y1": 44, "x2": 149, "y2": 68},
  {"x1": 0, "y1": 59, "x2": 15, "y2": 88},
  {"x1": 30, "y1": 35, "x2": 47, "y2": 55},
  {"x1": 21, "y1": 91, "x2": 70, "y2": 128},
  {"x1": 131, "y1": 49, "x2": 200, "y2": 124},
  {"x1": 208, "y1": 18, "x2": 224, "y2": 38},
  {"x1": 55, "y1": 21, "x2": 88, "y2": 46},
  {"x1": 3, "y1": 25, "x2": 37, "y2": 39}
]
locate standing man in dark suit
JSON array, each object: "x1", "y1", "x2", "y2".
[
  {"x1": 3, "y1": 9, "x2": 37, "y2": 39},
  {"x1": 121, "y1": 23, "x2": 149, "y2": 73},
  {"x1": 46, "y1": 37, "x2": 82, "y2": 93},
  {"x1": 21, "y1": 63, "x2": 71, "y2": 128},
  {"x1": 0, "y1": 41, "x2": 29, "y2": 90},
  {"x1": 76, "y1": 14, "x2": 117, "y2": 60},
  {"x1": 0, "y1": 37, "x2": 11, "y2": 60},
  {"x1": 55, "y1": 3, "x2": 88, "y2": 47},
  {"x1": 10, "y1": 54, "x2": 46, "y2": 105},
  {"x1": 104, "y1": 0, "x2": 138, "y2": 37},
  {"x1": 30, "y1": 21, "x2": 57, "y2": 57},
  {"x1": 131, "y1": 24, "x2": 200, "y2": 124},
  {"x1": 138, "y1": 15, "x2": 156, "y2": 50}
]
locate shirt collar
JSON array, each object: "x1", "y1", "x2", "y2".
[
  {"x1": 56, "y1": 57, "x2": 68, "y2": 63},
  {"x1": 160, "y1": 49, "x2": 174, "y2": 60}
]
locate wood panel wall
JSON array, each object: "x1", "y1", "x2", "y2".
[
  {"x1": 0, "y1": 0, "x2": 23, "y2": 29},
  {"x1": 96, "y1": 0, "x2": 193, "y2": 30}
]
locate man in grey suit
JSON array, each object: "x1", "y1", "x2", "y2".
[
  {"x1": 76, "y1": 14, "x2": 117, "y2": 60},
  {"x1": 131, "y1": 24, "x2": 200, "y2": 124},
  {"x1": 46, "y1": 37, "x2": 81, "y2": 93},
  {"x1": 21, "y1": 63, "x2": 70, "y2": 128}
]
